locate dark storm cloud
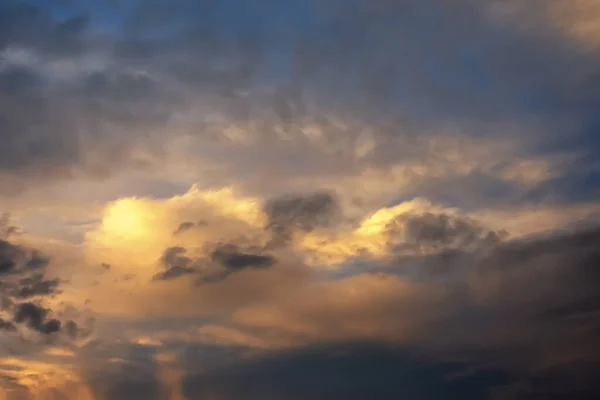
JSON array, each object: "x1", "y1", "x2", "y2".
[
  {"x1": 181, "y1": 343, "x2": 510, "y2": 400},
  {"x1": 389, "y1": 225, "x2": 600, "y2": 398}
]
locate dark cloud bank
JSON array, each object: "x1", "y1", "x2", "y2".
[{"x1": 182, "y1": 223, "x2": 600, "y2": 400}]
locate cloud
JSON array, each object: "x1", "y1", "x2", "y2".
[
  {"x1": 210, "y1": 244, "x2": 274, "y2": 271},
  {"x1": 172, "y1": 221, "x2": 195, "y2": 235},
  {"x1": 264, "y1": 191, "x2": 339, "y2": 247},
  {"x1": 180, "y1": 343, "x2": 511, "y2": 400},
  {"x1": 167, "y1": 224, "x2": 600, "y2": 399},
  {"x1": 153, "y1": 242, "x2": 276, "y2": 284},
  {"x1": 0, "y1": 0, "x2": 595, "y2": 208},
  {"x1": 12, "y1": 273, "x2": 61, "y2": 299},
  {"x1": 6, "y1": 182, "x2": 599, "y2": 397},
  {"x1": 2, "y1": 0, "x2": 600, "y2": 398},
  {"x1": 13, "y1": 302, "x2": 61, "y2": 334},
  {"x1": 152, "y1": 247, "x2": 197, "y2": 281},
  {"x1": 0, "y1": 318, "x2": 16, "y2": 332},
  {"x1": 0, "y1": 237, "x2": 61, "y2": 303},
  {"x1": 389, "y1": 212, "x2": 505, "y2": 254},
  {"x1": 0, "y1": 239, "x2": 49, "y2": 275}
]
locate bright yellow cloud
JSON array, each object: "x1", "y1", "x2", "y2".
[
  {"x1": 83, "y1": 185, "x2": 265, "y2": 278},
  {"x1": 101, "y1": 198, "x2": 159, "y2": 243}
]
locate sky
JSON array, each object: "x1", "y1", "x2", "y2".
[{"x1": 1, "y1": 0, "x2": 600, "y2": 398}]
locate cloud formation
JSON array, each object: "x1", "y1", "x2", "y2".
[{"x1": 2, "y1": 0, "x2": 600, "y2": 398}]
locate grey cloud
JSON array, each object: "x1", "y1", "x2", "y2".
[
  {"x1": 0, "y1": 0, "x2": 598, "y2": 207},
  {"x1": 0, "y1": 231, "x2": 86, "y2": 342},
  {"x1": 389, "y1": 212, "x2": 505, "y2": 254},
  {"x1": 0, "y1": 239, "x2": 57, "y2": 299},
  {"x1": 12, "y1": 273, "x2": 61, "y2": 299},
  {"x1": 152, "y1": 246, "x2": 197, "y2": 281},
  {"x1": 0, "y1": 28, "x2": 173, "y2": 194},
  {"x1": 0, "y1": 317, "x2": 16, "y2": 332},
  {"x1": 0, "y1": 240, "x2": 25, "y2": 274},
  {"x1": 153, "y1": 243, "x2": 276, "y2": 283},
  {"x1": 390, "y1": 225, "x2": 600, "y2": 398},
  {"x1": 210, "y1": 244, "x2": 274, "y2": 271},
  {"x1": 181, "y1": 343, "x2": 510, "y2": 400},
  {"x1": 0, "y1": 213, "x2": 19, "y2": 239},
  {"x1": 190, "y1": 244, "x2": 277, "y2": 284},
  {"x1": 62, "y1": 320, "x2": 79, "y2": 340},
  {"x1": 0, "y1": 239, "x2": 49, "y2": 276},
  {"x1": 0, "y1": 1, "x2": 90, "y2": 57},
  {"x1": 152, "y1": 265, "x2": 196, "y2": 281},
  {"x1": 472, "y1": 226, "x2": 600, "y2": 321},
  {"x1": 160, "y1": 247, "x2": 190, "y2": 268},
  {"x1": 265, "y1": 191, "x2": 339, "y2": 246},
  {"x1": 13, "y1": 302, "x2": 61, "y2": 334},
  {"x1": 173, "y1": 221, "x2": 195, "y2": 235},
  {"x1": 81, "y1": 343, "x2": 166, "y2": 400}
]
